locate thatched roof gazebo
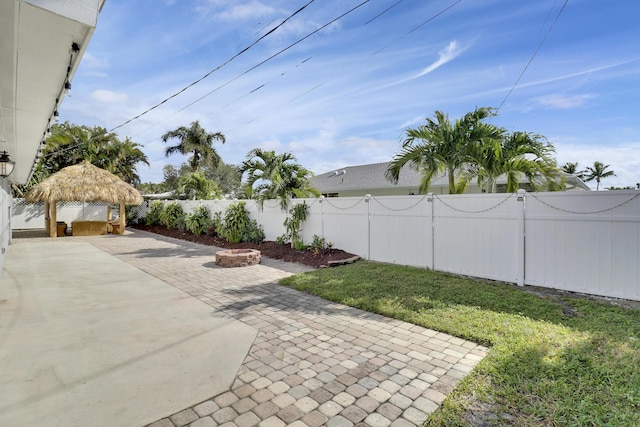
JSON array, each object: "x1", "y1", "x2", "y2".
[{"x1": 25, "y1": 161, "x2": 143, "y2": 237}]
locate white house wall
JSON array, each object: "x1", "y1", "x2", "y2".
[{"x1": 0, "y1": 180, "x2": 11, "y2": 274}]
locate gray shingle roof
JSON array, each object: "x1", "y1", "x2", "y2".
[{"x1": 311, "y1": 162, "x2": 447, "y2": 193}]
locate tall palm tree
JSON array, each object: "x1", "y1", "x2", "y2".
[
  {"x1": 465, "y1": 131, "x2": 564, "y2": 193},
  {"x1": 240, "y1": 148, "x2": 319, "y2": 209},
  {"x1": 584, "y1": 161, "x2": 616, "y2": 190},
  {"x1": 386, "y1": 107, "x2": 495, "y2": 194},
  {"x1": 162, "y1": 121, "x2": 226, "y2": 172}
]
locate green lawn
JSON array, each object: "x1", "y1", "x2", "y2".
[{"x1": 280, "y1": 261, "x2": 640, "y2": 426}]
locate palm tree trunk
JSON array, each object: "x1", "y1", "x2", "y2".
[{"x1": 448, "y1": 167, "x2": 456, "y2": 194}]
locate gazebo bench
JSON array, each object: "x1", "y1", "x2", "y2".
[{"x1": 71, "y1": 220, "x2": 109, "y2": 236}]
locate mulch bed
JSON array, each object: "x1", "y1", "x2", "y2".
[{"x1": 132, "y1": 224, "x2": 359, "y2": 269}]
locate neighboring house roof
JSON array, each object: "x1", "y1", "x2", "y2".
[
  {"x1": 311, "y1": 161, "x2": 591, "y2": 194},
  {"x1": 312, "y1": 162, "x2": 438, "y2": 194}
]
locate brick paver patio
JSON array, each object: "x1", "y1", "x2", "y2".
[{"x1": 79, "y1": 230, "x2": 488, "y2": 426}]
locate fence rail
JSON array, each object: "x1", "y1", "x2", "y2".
[{"x1": 12, "y1": 190, "x2": 640, "y2": 301}]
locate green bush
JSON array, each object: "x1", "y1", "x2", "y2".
[
  {"x1": 159, "y1": 202, "x2": 186, "y2": 230},
  {"x1": 145, "y1": 201, "x2": 165, "y2": 226},
  {"x1": 293, "y1": 239, "x2": 307, "y2": 251},
  {"x1": 185, "y1": 205, "x2": 213, "y2": 236},
  {"x1": 215, "y1": 202, "x2": 264, "y2": 243},
  {"x1": 311, "y1": 234, "x2": 332, "y2": 255}
]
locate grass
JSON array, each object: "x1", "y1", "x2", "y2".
[{"x1": 279, "y1": 261, "x2": 640, "y2": 426}]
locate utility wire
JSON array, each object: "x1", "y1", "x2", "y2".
[
  {"x1": 364, "y1": 0, "x2": 405, "y2": 25},
  {"x1": 168, "y1": 0, "x2": 373, "y2": 118},
  {"x1": 497, "y1": 0, "x2": 569, "y2": 111},
  {"x1": 373, "y1": 0, "x2": 462, "y2": 55},
  {"x1": 108, "y1": 0, "x2": 317, "y2": 133}
]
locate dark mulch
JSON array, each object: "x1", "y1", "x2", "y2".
[{"x1": 133, "y1": 224, "x2": 359, "y2": 269}]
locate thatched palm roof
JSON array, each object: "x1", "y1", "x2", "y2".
[{"x1": 25, "y1": 161, "x2": 143, "y2": 205}]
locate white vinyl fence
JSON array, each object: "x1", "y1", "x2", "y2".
[{"x1": 12, "y1": 191, "x2": 640, "y2": 301}]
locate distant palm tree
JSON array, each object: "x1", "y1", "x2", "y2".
[
  {"x1": 162, "y1": 121, "x2": 225, "y2": 172},
  {"x1": 240, "y1": 148, "x2": 319, "y2": 209},
  {"x1": 465, "y1": 131, "x2": 563, "y2": 193},
  {"x1": 176, "y1": 171, "x2": 221, "y2": 200},
  {"x1": 386, "y1": 107, "x2": 496, "y2": 194},
  {"x1": 584, "y1": 161, "x2": 616, "y2": 190},
  {"x1": 562, "y1": 162, "x2": 586, "y2": 179}
]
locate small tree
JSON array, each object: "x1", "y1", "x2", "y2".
[{"x1": 283, "y1": 202, "x2": 309, "y2": 249}]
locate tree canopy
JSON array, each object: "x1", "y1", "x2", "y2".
[
  {"x1": 387, "y1": 108, "x2": 564, "y2": 193},
  {"x1": 240, "y1": 148, "x2": 319, "y2": 209},
  {"x1": 162, "y1": 121, "x2": 225, "y2": 172},
  {"x1": 583, "y1": 161, "x2": 616, "y2": 190},
  {"x1": 16, "y1": 121, "x2": 148, "y2": 195}
]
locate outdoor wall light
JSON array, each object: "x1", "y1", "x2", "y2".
[{"x1": 0, "y1": 151, "x2": 16, "y2": 178}]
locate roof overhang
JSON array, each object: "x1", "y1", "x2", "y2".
[{"x1": 0, "y1": 0, "x2": 105, "y2": 184}]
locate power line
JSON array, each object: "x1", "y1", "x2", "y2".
[
  {"x1": 168, "y1": 0, "x2": 374, "y2": 118},
  {"x1": 497, "y1": 0, "x2": 569, "y2": 112},
  {"x1": 364, "y1": 0, "x2": 405, "y2": 25},
  {"x1": 108, "y1": 0, "x2": 317, "y2": 133},
  {"x1": 373, "y1": 0, "x2": 462, "y2": 55}
]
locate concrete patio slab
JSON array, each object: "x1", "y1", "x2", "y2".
[{"x1": 0, "y1": 240, "x2": 257, "y2": 427}]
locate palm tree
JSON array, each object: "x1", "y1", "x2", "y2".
[
  {"x1": 386, "y1": 107, "x2": 496, "y2": 194},
  {"x1": 176, "y1": 171, "x2": 221, "y2": 200},
  {"x1": 562, "y1": 162, "x2": 586, "y2": 179},
  {"x1": 240, "y1": 148, "x2": 319, "y2": 209},
  {"x1": 32, "y1": 122, "x2": 149, "y2": 185},
  {"x1": 162, "y1": 121, "x2": 226, "y2": 172},
  {"x1": 584, "y1": 161, "x2": 616, "y2": 190},
  {"x1": 465, "y1": 131, "x2": 564, "y2": 193}
]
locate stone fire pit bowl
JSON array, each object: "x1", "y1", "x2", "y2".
[{"x1": 215, "y1": 249, "x2": 261, "y2": 267}]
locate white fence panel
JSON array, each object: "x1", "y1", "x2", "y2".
[
  {"x1": 369, "y1": 195, "x2": 431, "y2": 267},
  {"x1": 433, "y1": 194, "x2": 520, "y2": 283},
  {"x1": 12, "y1": 200, "x2": 110, "y2": 229},
  {"x1": 525, "y1": 191, "x2": 640, "y2": 300},
  {"x1": 322, "y1": 197, "x2": 369, "y2": 258},
  {"x1": 11, "y1": 192, "x2": 640, "y2": 301},
  {"x1": 257, "y1": 200, "x2": 287, "y2": 241},
  {"x1": 298, "y1": 199, "x2": 323, "y2": 244}
]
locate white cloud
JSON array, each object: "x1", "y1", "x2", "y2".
[
  {"x1": 555, "y1": 141, "x2": 640, "y2": 189},
  {"x1": 415, "y1": 40, "x2": 466, "y2": 78},
  {"x1": 90, "y1": 90, "x2": 129, "y2": 103},
  {"x1": 536, "y1": 94, "x2": 596, "y2": 109}
]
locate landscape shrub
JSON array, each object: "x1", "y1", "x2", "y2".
[
  {"x1": 145, "y1": 201, "x2": 165, "y2": 226},
  {"x1": 311, "y1": 234, "x2": 332, "y2": 255},
  {"x1": 185, "y1": 205, "x2": 213, "y2": 236},
  {"x1": 214, "y1": 202, "x2": 264, "y2": 243},
  {"x1": 159, "y1": 202, "x2": 186, "y2": 230}
]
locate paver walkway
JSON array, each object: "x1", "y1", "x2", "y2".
[{"x1": 77, "y1": 230, "x2": 488, "y2": 426}]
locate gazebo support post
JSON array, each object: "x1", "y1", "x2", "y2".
[
  {"x1": 49, "y1": 201, "x2": 57, "y2": 238},
  {"x1": 44, "y1": 201, "x2": 50, "y2": 234},
  {"x1": 117, "y1": 201, "x2": 126, "y2": 234}
]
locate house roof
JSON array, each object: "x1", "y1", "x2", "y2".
[
  {"x1": 311, "y1": 162, "x2": 440, "y2": 193},
  {"x1": 312, "y1": 161, "x2": 591, "y2": 193}
]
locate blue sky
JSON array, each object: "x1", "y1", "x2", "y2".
[{"x1": 60, "y1": 0, "x2": 640, "y2": 189}]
